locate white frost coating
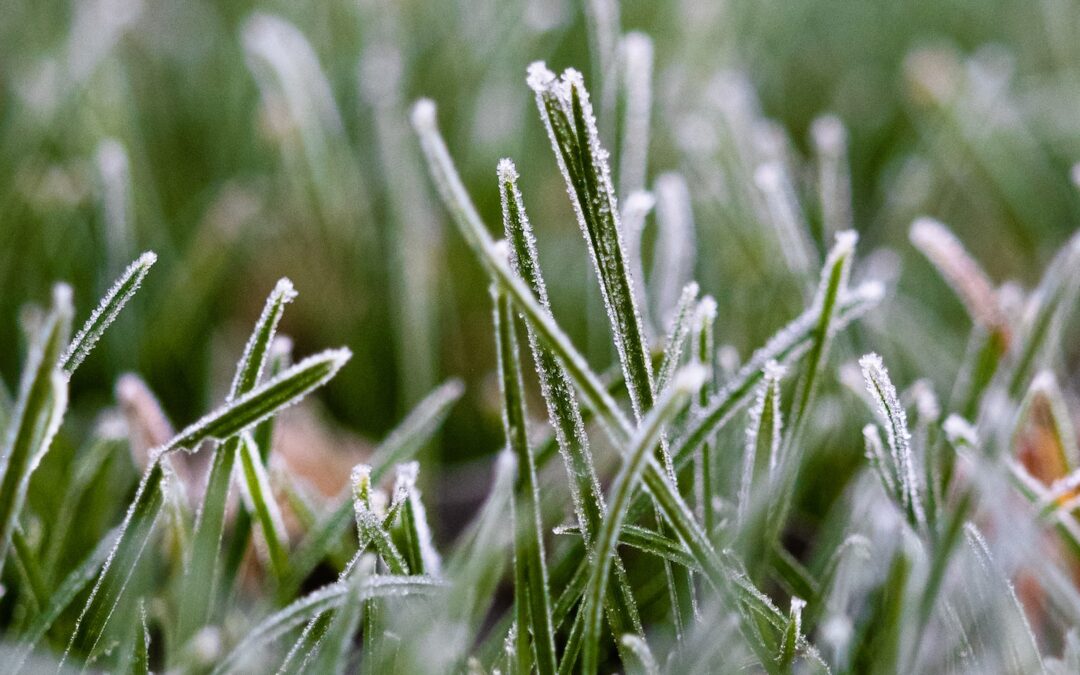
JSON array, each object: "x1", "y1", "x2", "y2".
[
  {"x1": 496, "y1": 157, "x2": 519, "y2": 183},
  {"x1": 863, "y1": 424, "x2": 898, "y2": 500},
  {"x1": 63, "y1": 251, "x2": 156, "y2": 374},
  {"x1": 753, "y1": 161, "x2": 815, "y2": 282},
  {"x1": 237, "y1": 433, "x2": 288, "y2": 549},
  {"x1": 739, "y1": 361, "x2": 784, "y2": 520},
  {"x1": 910, "y1": 217, "x2": 1005, "y2": 332},
  {"x1": 403, "y1": 467, "x2": 443, "y2": 575},
  {"x1": 943, "y1": 414, "x2": 978, "y2": 448},
  {"x1": 228, "y1": 277, "x2": 296, "y2": 400},
  {"x1": 859, "y1": 353, "x2": 925, "y2": 529},
  {"x1": 652, "y1": 173, "x2": 697, "y2": 328}
]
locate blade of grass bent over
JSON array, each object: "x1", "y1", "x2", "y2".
[{"x1": 494, "y1": 286, "x2": 557, "y2": 675}]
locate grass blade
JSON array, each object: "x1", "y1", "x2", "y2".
[
  {"x1": 0, "y1": 285, "x2": 72, "y2": 579},
  {"x1": 739, "y1": 361, "x2": 784, "y2": 524},
  {"x1": 620, "y1": 633, "x2": 660, "y2": 675},
  {"x1": 499, "y1": 159, "x2": 641, "y2": 640},
  {"x1": 655, "y1": 282, "x2": 699, "y2": 395},
  {"x1": 580, "y1": 365, "x2": 705, "y2": 673},
  {"x1": 179, "y1": 278, "x2": 296, "y2": 639},
  {"x1": 494, "y1": 286, "x2": 557, "y2": 675},
  {"x1": 238, "y1": 432, "x2": 290, "y2": 580},
  {"x1": 164, "y1": 348, "x2": 351, "y2": 452},
  {"x1": 860, "y1": 353, "x2": 925, "y2": 531},
  {"x1": 527, "y1": 63, "x2": 656, "y2": 424},
  {"x1": 617, "y1": 32, "x2": 653, "y2": 201},
  {"x1": 60, "y1": 251, "x2": 157, "y2": 375},
  {"x1": 810, "y1": 115, "x2": 852, "y2": 240},
  {"x1": 211, "y1": 575, "x2": 442, "y2": 675},
  {"x1": 652, "y1": 174, "x2": 697, "y2": 326},
  {"x1": 691, "y1": 297, "x2": 718, "y2": 531},
  {"x1": 304, "y1": 564, "x2": 368, "y2": 675}
]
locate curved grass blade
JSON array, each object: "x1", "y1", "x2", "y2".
[
  {"x1": 494, "y1": 287, "x2": 557, "y2": 675},
  {"x1": 0, "y1": 285, "x2": 72, "y2": 579},
  {"x1": 620, "y1": 633, "x2": 660, "y2": 675},
  {"x1": 60, "y1": 252, "x2": 157, "y2": 375},
  {"x1": 180, "y1": 278, "x2": 296, "y2": 639},
  {"x1": 860, "y1": 353, "x2": 925, "y2": 531},
  {"x1": 211, "y1": 575, "x2": 442, "y2": 675},
  {"x1": 580, "y1": 365, "x2": 705, "y2": 674},
  {"x1": 499, "y1": 158, "x2": 640, "y2": 639},
  {"x1": 164, "y1": 348, "x2": 351, "y2": 453}
]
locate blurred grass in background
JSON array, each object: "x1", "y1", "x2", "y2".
[{"x1": 2, "y1": 0, "x2": 1079, "y2": 524}]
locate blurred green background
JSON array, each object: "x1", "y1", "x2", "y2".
[{"x1": 2, "y1": 0, "x2": 1078, "y2": 490}]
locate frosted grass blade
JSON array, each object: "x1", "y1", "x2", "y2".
[
  {"x1": 238, "y1": 432, "x2": 290, "y2": 579},
  {"x1": 621, "y1": 191, "x2": 655, "y2": 338},
  {"x1": 411, "y1": 98, "x2": 633, "y2": 439},
  {"x1": 164, "y1": 348, "x2": 351, "y2": 453},
  {"x1": 211, "y1": 576, "x2": 441, "y2": 675},
  {"x1": 778, "y1": 597, "x2": 806, "y2": 670},
  {"x1": 860, "y1": 353, "x2": 925, "y2": 531},
  {"x1": 739, "y1": 362, "x2": 784, "y2": 523},
  {"x1": 281, "y1": 378, "x2": 461, "y2": 597},
  {"x1": 753, "y1": 161, "x2": 816, "y2": 284},
  {"x1": 0, "y1": 285, "x2": 72, "y2": 579},
  {"x1": 494, "y1": 287, "x2": 557, "y2": 675},
  {"x1": 1013, "y1": 371, "x2": 1079, "y2": 479},
  {"x1": 1005, "y1": 230, "x2": 1080, "y2": 398},
  {"x1": 652, "y1": 174, "x2": 697, "y2": 326},
  {"x1": 60, "y1": 251, "x2": 156, "y2": 375},
  {"x1": 691, "y1": 297, "x2": 717, "y2": 531},
  {"x1": 68, "y1": 345, "x2": 349, "y2": 664},
  {"x1": 180, "y1": 278, "x2": 295, "y2": 639},
  {"x1": 499, "y1": 159, "x2": 640, "y2": 639},
  {"x1": 12, "y1": 527, "x2": 47, "y2": 611},
  {"x1": 617, "y1": 32, "x2": 653, "y2": 200},
  {"x1": 527, "y1": 63, "x2": 655, "y2": 424},
  {"x1": 555, "y1": 523, "x2": 698, "y2": 571},
  {"x1": 787, "y1": 230, "x2": 857, "y2": 443},
  {"x1": 12, "y1": 528, "x2": 117, "y2": 670},
  {"x1": 810, "y1": 115, "x2": 852, "y2": 240},
  {"x1": 655, "y1": 282, "x2": 699, "y2": 395},
  {"x1": 305, "y1": 565, "x2": 368, "y2": 675},
  {"x1": 580, "y1": 365, "x2": 705, "y2": 674},
  {"x1": 909, "y1": 218, "x2": 1007, "y2": 337}
]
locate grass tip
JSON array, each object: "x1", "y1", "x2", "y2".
[
  {"x1": 763, "y1": 359, "x2": 787, "y2": 382},
  {"x1": 810, "y1": 114, "x2": 846, "y2": 150},
  {"x1": 410, "y1": 99, "x2": 437, "y2": 130},
  {"x1": 526, "y1": 61, "x2": 555, "y2": 92},
  {"x1": 943, "y1": 414, "x2": 978, "y2": 447},
  {"x1": 624, "y1": 190, "x2": 656, "y2": 215},
  {"x1": 832, "y1": 229, "x2": 858, "y2": 253},
  {"x1": 497, "y1": 158, "x2": 518, "y2": 183},
  {"x1": 272, "y1": 277, "x2": 298, "y2": 302}
]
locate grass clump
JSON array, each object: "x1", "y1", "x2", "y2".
[{"x1": 3, "y1": 6, "x2": 1080, "y2": 675}]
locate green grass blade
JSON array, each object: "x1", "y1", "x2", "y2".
[
  {"x1": 494, "y1": 287, "x2": 557, "y2": 675},
  {"x1": 527, "y1": 63, "x2": 656, "y2": 424},
  {"x1": 580, "y1": 365, "x2": 705, "y2": 673},
  {"x1": 691, "y1": 297, "x2": 718, "y2": 532},
  {"x1": 399, "y1": 464, "x2": 441, "y2": 576},
  {"x1": 555, "y1": 523, "x2": 698, "y2": 571},
  {"x1": 655, "y1": 282, "x2": 699, "y2": 395},
  {"x1": 211, "y1": 575, "x2": 442, "y2": 675},
  {"x1": 238, "y1": 432, "x2": 290, "y2": 580},
  {"x1": 0, "y1": 285, "x2": 72, "y2": 578},
  {"x1": 164, "y1": 347, "x2": 351, "y2": 452},
  {"x1": 411, "y1": 98, "x2": 633, "y2": 442},
  {"x1": 351, "y1": 468, "x2": 409, "y2": 576},
  {"x1": 180, "y1": 278, "x2": 296, "y2": 639},
  {"x1": 305, "y1": 565, "x2": 368, "y2": 675},
  {"x1": 12, "y1": 528, "x2": 117, "y2": 670},
  {"x1": 12, "y1": 526, "x2": 48, "y2": 612},
  {"x1": 60, "y1": 252, "x2": 157, "y2": 375},
  {"x1": 64, "y1": 461, "x2": 168, "y2": 665},
  {"x1": 860, "y1": 353, "x2": 926, "y2": 531},
  {"x1": 498, "y1": 158, "x2": 640, "y2": 639},
  {"x1": 777, "y1": 597, "x2": 806, "y2": 670},
  {"x1": 739, "y1": 361, "x2": 784, "y2": 524}
]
